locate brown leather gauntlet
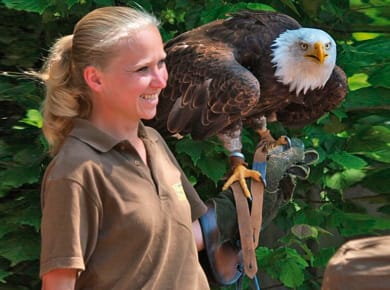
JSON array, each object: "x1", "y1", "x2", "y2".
[{"x1": 198, "y1": 195, "x2": 243, "y2": 286}]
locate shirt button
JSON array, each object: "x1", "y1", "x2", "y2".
[{"x1": 134, "y1": 160, "x2": 141, "y2": 166}]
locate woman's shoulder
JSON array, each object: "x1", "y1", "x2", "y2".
[{"x1": 46, "y1": 136, "x2": 104, "y2": 181}]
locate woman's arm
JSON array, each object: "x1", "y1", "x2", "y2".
[
  {"x1": 42, "y1": 268, "x2": 78, "y2": 290},
  {"x1": 192, "y1": 219, "x2": 205, "y2": 251}
]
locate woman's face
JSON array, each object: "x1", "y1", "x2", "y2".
[{"x1": 90, "y1": 25, "x2": 168, "y2": 124}]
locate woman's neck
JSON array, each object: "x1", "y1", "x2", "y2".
[{"x1": 89, "y1": 116, "x2": 148, "y2": 164}]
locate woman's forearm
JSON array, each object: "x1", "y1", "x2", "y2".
[{"x1": 42, "y1": 268, "x2": 77, "y2": 290}]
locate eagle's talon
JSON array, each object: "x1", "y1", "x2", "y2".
[
  {"x1": 269, "y1": 135, "x2": 290, "y2": 148},
  {"x1": 277, "y1": 136, "x2": 292, "y2": 150},
  {"x1": 222, "y1": 164, "x2": 261, "y2": 199}
]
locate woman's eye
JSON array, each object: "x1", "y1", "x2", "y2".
[
  {"x1": 137, "y1": 66, "x2": 149, "y2": 72},
  {"x1": 158, "y1": 59, "x2": 166, "y2": 68}
]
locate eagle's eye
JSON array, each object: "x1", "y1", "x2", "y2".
[
  {"x1": 300, "y1": 42, "x2": 308, "y2": 50},
  {"x1": 325, "y1": 42, "x2": 332, "y2": 50}
]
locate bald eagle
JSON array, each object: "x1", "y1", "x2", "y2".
[{"x1": 146, "y1": 10, "x2": 347, "y2": 197}]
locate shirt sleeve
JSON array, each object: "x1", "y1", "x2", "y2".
[{"x1": 40, "y1": 178, "x2": 100, "y2": 277}]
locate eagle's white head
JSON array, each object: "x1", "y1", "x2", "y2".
[{"x1": 271, "y1": 28, "x2": 337, "y2": 95}]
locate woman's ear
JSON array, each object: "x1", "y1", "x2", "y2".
[{"x1": 84, "y1": 66, "x2": 103, "y2": 92}]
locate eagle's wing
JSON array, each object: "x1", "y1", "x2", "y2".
[
  {"x1": 151, "y1": 10, "x2": 304, "y2": 140},
  {"x1": 276, "y1": 65, "x2": 348, "y2": 127},
  {"x1": 155, "y1": 40, "x2": 260, "y2": 140}
]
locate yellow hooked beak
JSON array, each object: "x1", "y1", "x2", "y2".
[{"x1": 305, "y1": 41, "x2": 327, "y2": 64}]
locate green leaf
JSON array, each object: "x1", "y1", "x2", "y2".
[
  {"x1": 0, "y1": 165, "x2": 41, "y2": 197},
  {"x1": 362, "y1": 169, "x2": 390, "y2": 194},
  {"x1": 344, "y1": 87, "x2": 390, "y2": 111},
  {"x1": 175, "y1": 136, "x2": 228, "y2": 183},
  {"x1": 291, "y1": 224, "x2": 319, "y2": 239},
  {"x1": 338, "y1": 37, "x2": 390, "y2": 76},
  {"x1": 200, "y1": 2, "x2": 275, "y2": 24},
  {"x1": 0, "y1": 269, "x2": 12, "y2": 283},
  {"x1": 12, "y1": 145, "x2": 43, "y2": 165},
  {"x1": 325, "y1": 168, "x2": 366, "y2": 190},
  {"x1": 66, "y1": 0, "x2": 80, "y2": 8},
  {"x1": 279, "y1": 258, "x2": 305, "y2": 288},
  {"x1": 294, "y1": 207, "x2": 326, "y2": 227},
  {"x1": 1, "y1": 0, "x2": 50, "y2": 14},
  {"x1": 280, "y1": 0, "x2": 300, "y2": 16},
  {"x1": 312, "y1": 247, "x2": 337, "y2": 268},
  {"x1": 329, "y1": 152, "x2": 368, "y2": 170},
  {"x1": 94, "y1": 0, "x2": 114, "y2": 5},
  {"x1": 256, "y1": 246, "x2": 272, "y2": 260},
  {"x1": 353, "y1": 32, "x2": 382, "y2": 41},
  {"x1": 369, "y1": 65, "x2": 390, "y2": 89},
  {"x1": 0, "y1": 190, "x2": 41, "y2": 236},
  {"x1": 196, "y1": 156, "x2": 227, "y2": 184},
  {"x1": 20, "y1": 109, "x2": 43, "y2": 128},
  {"x1": 328, "y1": 209, "x2": 390, "y2": 237},
  {"x1": 0, "y1": 228, "x2": 40, "y2": 266},
  {"x1": 257, "y1": 247, "x2": 308, "y2": 288},
  {"x1": 347, "y1": 125, "x2": 390, "y2": 163},
  {"x1": 175, "y1": 137, "x2": 213, "y2": 165},
  {"x1": 276, "y1": 248, "x2": 308, "y2": 287},
  {"x1": 245, "y1": 2, "x2": 276, "y2": 12},
  {"x1": 348, "y1": 73, "x2": 370, "y2": 91}
]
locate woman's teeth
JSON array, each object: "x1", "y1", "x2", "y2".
[{"x1": 141, "y1": 94, "x2": 158, "y2": 100}]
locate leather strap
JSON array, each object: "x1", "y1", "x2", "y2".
[
  {"x1": 231, "y1": 134, "x2": 270, "y2": 278},
  {"x1": 250, "y1": 146, "x2": 267, "y2": 247},
  {"x1": 232, "y1": 182, "x2": 258, "y2": 278}
]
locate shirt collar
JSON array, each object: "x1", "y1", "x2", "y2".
[{"x1": 69, "y1": 118, "x2": 157, "y2": 153}]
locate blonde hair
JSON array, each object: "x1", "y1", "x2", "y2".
[{"x1": 38, "y1": 6, "x2": 159, "y2": 155}]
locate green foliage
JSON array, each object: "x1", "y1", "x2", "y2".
[
  {"x1": 1, "y1": 0, "x2": 50, "y2": 14},
  {"x1": 257, "y1": 246, "x2": 309, "y2": 288},
  {"x1": 0, "y1": 0, "x2": 389, "y2": 289},
  {"x1": 175, "y1": 136, "x2": 229, "y2": 184}
]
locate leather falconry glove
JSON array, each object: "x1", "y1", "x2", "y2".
[{"x1": 199, "y1": 137, "x2": 319, "y2": 286}]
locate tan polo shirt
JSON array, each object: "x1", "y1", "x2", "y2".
[{"x1": 40, "y1": 118, "x2": 209, "y2": 290}]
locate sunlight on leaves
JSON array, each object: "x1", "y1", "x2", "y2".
[
  {"x1": 353, "y1": 32, "x2": 381, "y2": 41},
  {"x1": 20, "y1": 109, "x2": 43, "y2": 128},
  {"x1": 348, "y1": 73, "x2": 370, "y2": 91},
  {"x1": 325, "y1": 168, "x2": 366, "y2": 190}
]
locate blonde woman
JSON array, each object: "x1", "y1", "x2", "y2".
[{"x1": 39, "y1": 6, "x2": 209, "y2": 290}]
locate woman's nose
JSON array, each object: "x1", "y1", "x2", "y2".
[{"x1": 151, "y1": 68, "x2": 168, "y2": 88}]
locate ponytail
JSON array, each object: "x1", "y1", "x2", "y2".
[{"x1": 39, "y1": 35, "x2": 91, "y2": 155}]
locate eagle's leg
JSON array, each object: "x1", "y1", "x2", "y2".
[
  {"x1": 218, "y1": 124, "x2": 261, "y2": 199},
  {"x1": 253, "y1": 115, "x2": 290, "y2": 149}
]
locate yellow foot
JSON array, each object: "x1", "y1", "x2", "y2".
[
  {"x1": 222, "y1": 164, "x2": 261, "y2": 199},
  {"x1": 257, "y1": 129, "x2": 291, "y2": 150},
  {"x1": 274, "y1": 135, "x2": 290, "y2": 147}
]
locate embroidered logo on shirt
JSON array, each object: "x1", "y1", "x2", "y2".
[{"x1": 172, "y1": 183, "x2": 187, "y2": 201}]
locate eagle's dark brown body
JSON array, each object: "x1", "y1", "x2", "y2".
[{"x1": 146, "y1": 10, "x2": 347, "y2": 140}]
